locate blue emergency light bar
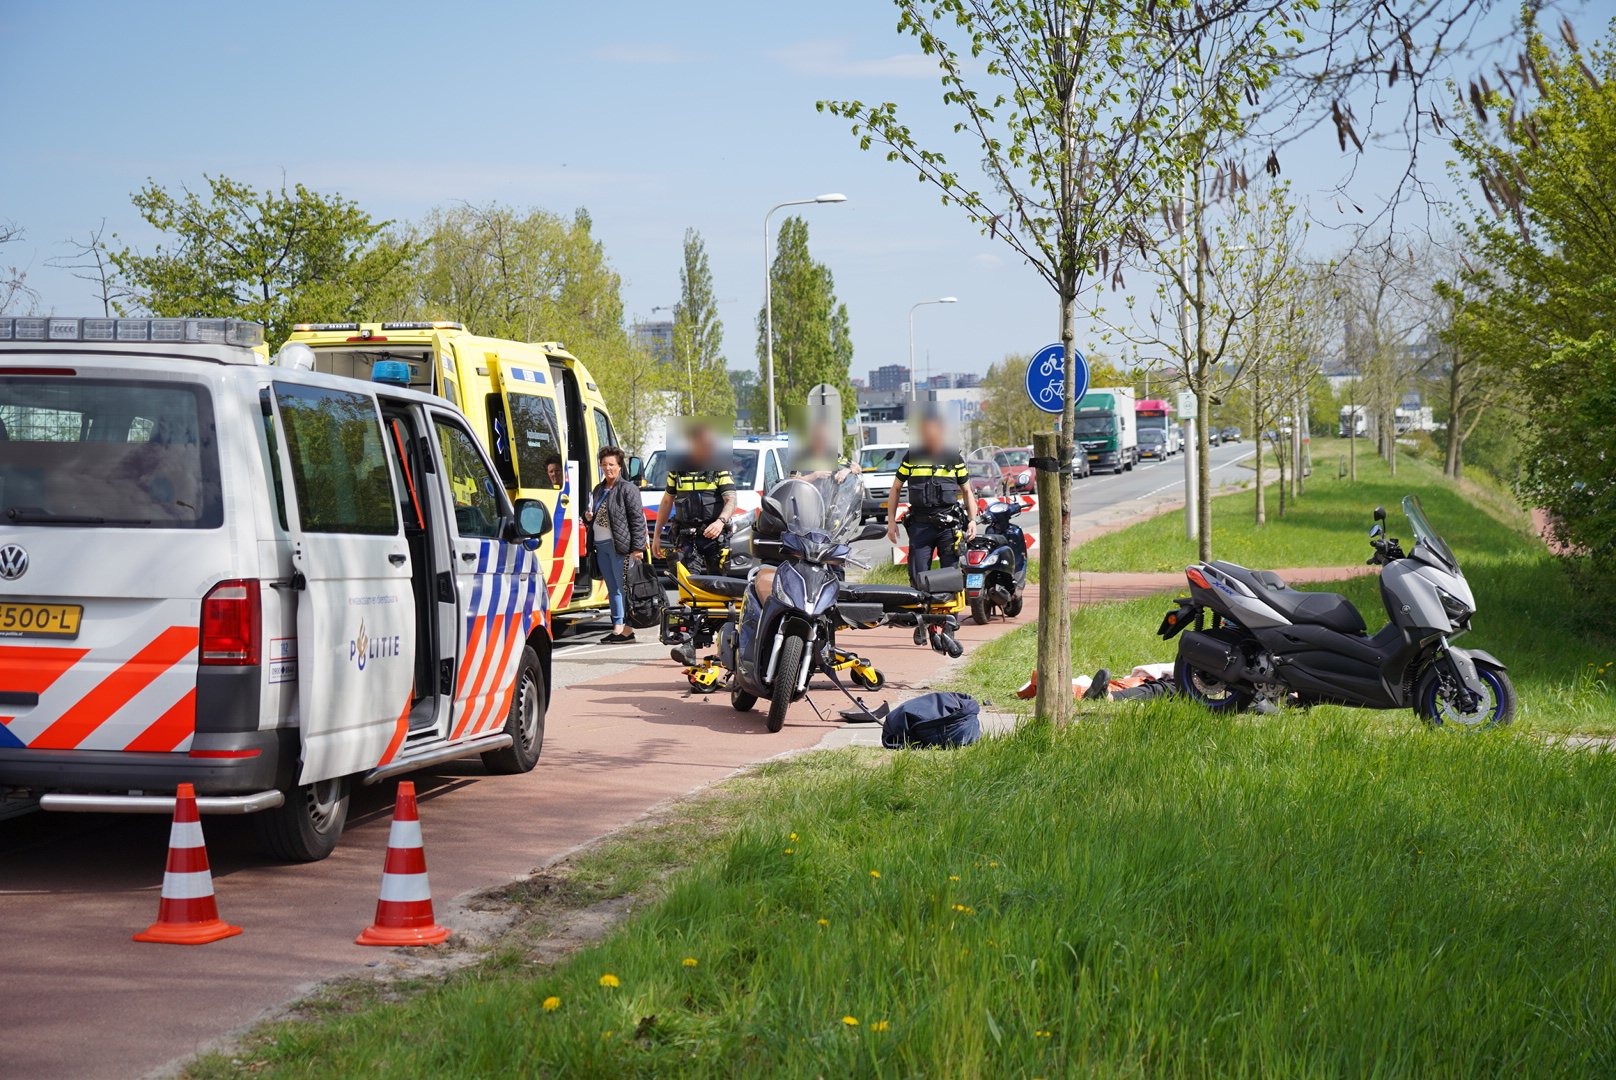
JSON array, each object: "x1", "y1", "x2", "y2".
[{"x1": 0, "y1": 316, "x2": 264, "y2": 348}]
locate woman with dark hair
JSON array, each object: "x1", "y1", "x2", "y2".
[{"x1": 584, "y1": 446, "x2": 647, "y2": 643}]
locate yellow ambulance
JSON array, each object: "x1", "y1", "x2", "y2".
[{"x1": 282, "y1": 322, "x2": 619, "y2": 621}]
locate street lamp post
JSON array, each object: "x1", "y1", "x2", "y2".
[
  {"x1": 764, "y1": 193, "x2": 846, "y2": 434},
  {"x1": 908, "y1": 297, "x2": 959, "y2": 407}
]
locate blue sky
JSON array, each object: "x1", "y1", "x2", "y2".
[{"x1": 0, "y1": 0, "x2": 1592, "y2": 379}]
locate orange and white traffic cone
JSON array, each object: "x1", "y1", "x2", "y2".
[
  {"x1": 133, "y1": 782, "x2": 242, "y2": 945},
  {"x1": 356, "y1": 781, "x2": 450, "y2": 947}
]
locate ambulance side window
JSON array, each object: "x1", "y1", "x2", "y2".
[
  {"x1": 507, "y1": 394, "x2": 564, "y2": 489},
  {"x1": 592, "y1": 408, "x2": 614, "y2": 457},
  {"x1": 434, "y1": 418, "x2": 503, "y2": 539},
  {"x1": 273, "y1": 383, "x2": 397, "y2": 535}
]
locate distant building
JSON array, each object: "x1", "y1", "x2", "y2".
[
  {"x1": 632, "y1": 319, "x2": 674, "y2": 365},
  {"x1": 869, "y1": 364, "x2": 911, "y2": 393}
]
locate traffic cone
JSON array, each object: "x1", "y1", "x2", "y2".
[
  {"x1": 134, "y1": 783, "x2": 242, "y2": 945},
  {"x1": 356, "y1": 781, "x2": 450, "y2": 946}
]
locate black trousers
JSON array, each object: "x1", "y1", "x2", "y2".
[
  {"x1": 906, "y1": 514, "x2": 961, "y2": 586},
  {"x1": 677, "y1": 529, "x2": 729, "y2": 575}
]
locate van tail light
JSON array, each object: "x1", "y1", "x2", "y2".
[{"x1": 200, "y1": 579, "x2": 261, "y2": 665}]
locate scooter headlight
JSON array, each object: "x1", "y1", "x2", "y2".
[{"x1": 1436, "y1": 587, "x2": 1473, "y2": 624}]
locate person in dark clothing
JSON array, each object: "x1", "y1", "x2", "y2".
[
  {"x1": 584, "y1": 446, "x2": 648, "y2": 643},
  {"x1": 886, "y1": 411, "x2": 975, "y2": 586},
  {"x1": 652, "y1": 421, "x2": 736, "y2": 574}
]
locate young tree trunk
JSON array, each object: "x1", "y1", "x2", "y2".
[
  {"x1": 1276, "y1": 433, "x2": 1288, "y2": 517},
  {"x1": 1033, "y1": 429, "x2": 1070, "y2": 727},
  {"x1": 1192, "y1": 163, "x2": 1213, "y2": 561},
  {"x1": 1444, "y1": 357, "x2": 1463, "y2": 479},
  {"x1": 1252, "y1": 375, "x2": 1265, "y2": 526}
]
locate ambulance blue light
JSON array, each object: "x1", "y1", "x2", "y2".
[{"x1": 372, "y1": 360, "x2": 412, "y2": 386}]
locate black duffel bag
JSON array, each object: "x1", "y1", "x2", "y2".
[
  {"x1": 622, "y1": 556, "x2": 667, "y2": 629},
  {"x1": 881, "y1": 691, "x2": 981, "y2": 749}
]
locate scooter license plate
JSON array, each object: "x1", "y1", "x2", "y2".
[{"x1": 966, "y1": 573, "x2": 985, "y2": 588}]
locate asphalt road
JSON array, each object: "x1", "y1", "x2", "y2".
[{"x1": 0, "y1": 439, "x2": 1256, "y2": 1079}]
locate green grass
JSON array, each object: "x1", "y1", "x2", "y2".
[
  {"x1": 189, "y1": 719, "x2": 1616, "y2": 1077},
  {"x1": 1074, "y1": 438, "x2": 1534, "y2": 573}
]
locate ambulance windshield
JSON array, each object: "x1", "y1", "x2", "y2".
[{"x1": 0, "y1": 377, "x2": 222, "y2": 528}]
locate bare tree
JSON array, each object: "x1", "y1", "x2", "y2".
[
  {"x1": 0, "y1": 220, "x2": 39, "y2": 316},
  {"x1": 48, "y1": 219, "x2": 129, "y2": 317}
]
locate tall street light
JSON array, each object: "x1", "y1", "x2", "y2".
[
  {"x1": 908, "y1": 297, "x2": 959, "y2": 407},
  {"x1": 763, "y1": 193, "x2": 846, "y2": 434}
]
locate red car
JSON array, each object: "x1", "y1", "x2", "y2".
[{"x1": 994, "y1": 446, "x2": 1036, "y2": 493}]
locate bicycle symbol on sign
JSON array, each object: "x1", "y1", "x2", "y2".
[{"x1": 1023, "y1": 342, "x2": 1089, "y2": 417}]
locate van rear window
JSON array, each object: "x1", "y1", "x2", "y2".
[{"x1": 0, "y1": 377, "x2": 222, "y2": 528}]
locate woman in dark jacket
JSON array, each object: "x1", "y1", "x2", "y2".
[{"x1": 584, "y1": 446, "x2": 648, "y2": 643}]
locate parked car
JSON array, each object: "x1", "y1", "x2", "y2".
[
  {"x1": 994, "y1": 446, "x2": 1036, "y2": 493},
  {"x1": 965, "y1": 459, "x2": 1007, "y2": 502},
  {"x1": 1221, "y1": 426, "x2": 1242, "y2": 443},
  {"x1": 858, "y1": 442, "x2": 909, "y2": 522},
  {"x1": 1207, "y1": 426, "x2": 1222, "y2": 447},
  {"x1": 1069, "y1": 446, "x2": 1092, "y2": 479},
  {"x1": 1138, "y1": 428, "x2": 1170, "y2": 460}
]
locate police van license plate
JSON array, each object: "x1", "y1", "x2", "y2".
[
  {"x1": 966, "y1": 573, "x2": 985, "y2": 588},
  {"x1": 0, "y1": 602, "x2": 83, "y2": 639}
]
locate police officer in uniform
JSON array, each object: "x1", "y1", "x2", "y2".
[
  {"x1": 652, "y1": 421, "x2": 737, "y2": 575},
  {"x1": 886, "y1": 410, "x2": 975, "y2": 586}
]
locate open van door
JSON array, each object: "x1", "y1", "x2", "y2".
[{"x1": 268, "y1": 381, "x2": 417, "y2": 784}]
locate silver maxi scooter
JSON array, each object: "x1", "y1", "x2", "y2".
[{"x1": 1158, "y1": 495, "x2": 1515, "y2": 726}]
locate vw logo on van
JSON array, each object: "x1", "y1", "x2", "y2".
[{"x1": 0, "y1": 545, "x2": 27, "y2": 581}]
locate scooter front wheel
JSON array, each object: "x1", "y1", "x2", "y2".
[
  {"x1": 1416, "y1": 662, "x2": 1515, "y2": 729},
  {"x1": 1003, "y1": 595, "x2": 1024, "y2": 618},
  {"x1": 767, "y1": 635, "x2": 805, "y2": 732},
  {"x1": 731, "y1": 688, "x2": 757, "y2": 712}
]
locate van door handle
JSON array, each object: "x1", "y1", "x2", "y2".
[
  {"x1": 389, "y1": 554, "x2": 407, "y2": 566},
  {"x1": 461, "y1": 551, "x2": 478, "y2": 562}
]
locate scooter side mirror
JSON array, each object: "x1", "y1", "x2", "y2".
[
  {"x1": 1373, "y1": 506, "x2": 1386, "y2": 523},
  {"x1": 856, "y1": 523, "x2": 887, "y2": 542}
]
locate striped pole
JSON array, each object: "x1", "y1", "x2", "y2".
[
  {"x1": 356, "y1": 781, "x2": 450, "y2": 946},
  {"x1": 133, "y1": 783, "x2": 242, "y2": 945}
]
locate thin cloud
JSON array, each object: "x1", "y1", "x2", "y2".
[
  {"x1": 593, "y1": 42, "x2": 702, "y2": 65},
  {"x1": 772, "y1": 39, "x2": 935, "y2": 79}
]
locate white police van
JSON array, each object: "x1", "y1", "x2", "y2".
[{"x1": 0, "y1": 316, "x2": 553, "y2": 860}]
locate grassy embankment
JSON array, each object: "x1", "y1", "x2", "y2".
[
  {"x1": 191, "y1": 716, "x2": 1616, "y2": 1078},
  {"x1": 951, "y1": 439, "x2": 1616, "y2": 734}
]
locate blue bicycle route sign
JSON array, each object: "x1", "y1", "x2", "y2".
[{"x1": 1024, "y1": 342, "x2": 1090, "y2": 415}]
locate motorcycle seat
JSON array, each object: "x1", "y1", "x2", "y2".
[
  {"x1": 1210, "y1": 561, "x2": 1366, "y2": 634},
  {"x1": 684, "y1": 573, "x2": 748, "y2": 599}
]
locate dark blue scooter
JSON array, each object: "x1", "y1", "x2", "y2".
[{"x1": 963, "y1": 499, "x2": 1028, "y2": 625}]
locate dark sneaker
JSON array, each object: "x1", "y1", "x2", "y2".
[{"x1": 1082, "y1": 668, "x2": 1111, "y2": 700}]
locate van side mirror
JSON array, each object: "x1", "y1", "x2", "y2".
[
  {"x1": 627, "y1": 455, "x2": 644, "y2": 484},
  {"x1": 509, "y1": 498, "x2": 551, "y2": 546}
]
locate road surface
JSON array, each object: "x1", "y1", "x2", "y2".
[{"x1": 0, "y1": 440, "x2": 1256, "y2": 1080}]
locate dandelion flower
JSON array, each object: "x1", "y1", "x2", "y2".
[
  {"x1": 872, "y1": 1020, "x2": 891, "y2": 1032},
  {"x1": 542, "y1": 996, "x2": 561, "y2": 1012},
  {"x1": 682, "y1": 957, "x2": 699, "y2": 968},
  {"x1": 989, "y1": 860, "x2": 999, "y2": 868},
  {"x1": 789, "y1": 832, "x2": 798, "y2": 841},
  {"x1": 948, "y1": 875, "x2": 960, "y2": 882},
  {"x1": 869, "y1": 870, "x2": 881, "y2": 879},
  {"x1": 817, "y1": 917, "x2": 829, "y2": 927},
  {"x1": 602, "y1": 1030, "x2": 614, "y2": 1040},
  {"x1": 1035, "y1": 1030, "x2": 1053, "y2": 1038},
  {"x1": 598, "y1": 973, "x2": 620, "y2": 988},
  {"x1": 842, "y1": 1015, "x2": 860, "y2": 1027},
  {"x1": 784, "y1": 848, "x2": 795, "y2": 855}
]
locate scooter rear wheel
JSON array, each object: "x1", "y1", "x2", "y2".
[
  {"x1": 969, "y1": 596, "x2": 990, "y2": 625},
  {"x1": 1174, "y1": 654, "x2": 1254, "y2": 712}
]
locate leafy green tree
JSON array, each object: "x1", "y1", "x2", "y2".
[
  {"x1": 673, "y1": 228, "x2": 735, "y2": 419},
  {"x1": 401, "y1": 203, "x2": 672, "y2": 452},
  {"x1": 1450, "y1": 16, "x2": 1616, "y2": 577},
  {"x1": 754, "y1": 217, "x2": 854, "y2": 431},
  {"x1": 110, "y1": 175, "x2": 411, "y2": 344}
]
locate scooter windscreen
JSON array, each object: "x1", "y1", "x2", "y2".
[
  {"x1": 1402, "y1": 495, "x2": 1458, "y2": 572},
  {"x1": 762, "y1": 474, "x2": 864, "y2": 561}
]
